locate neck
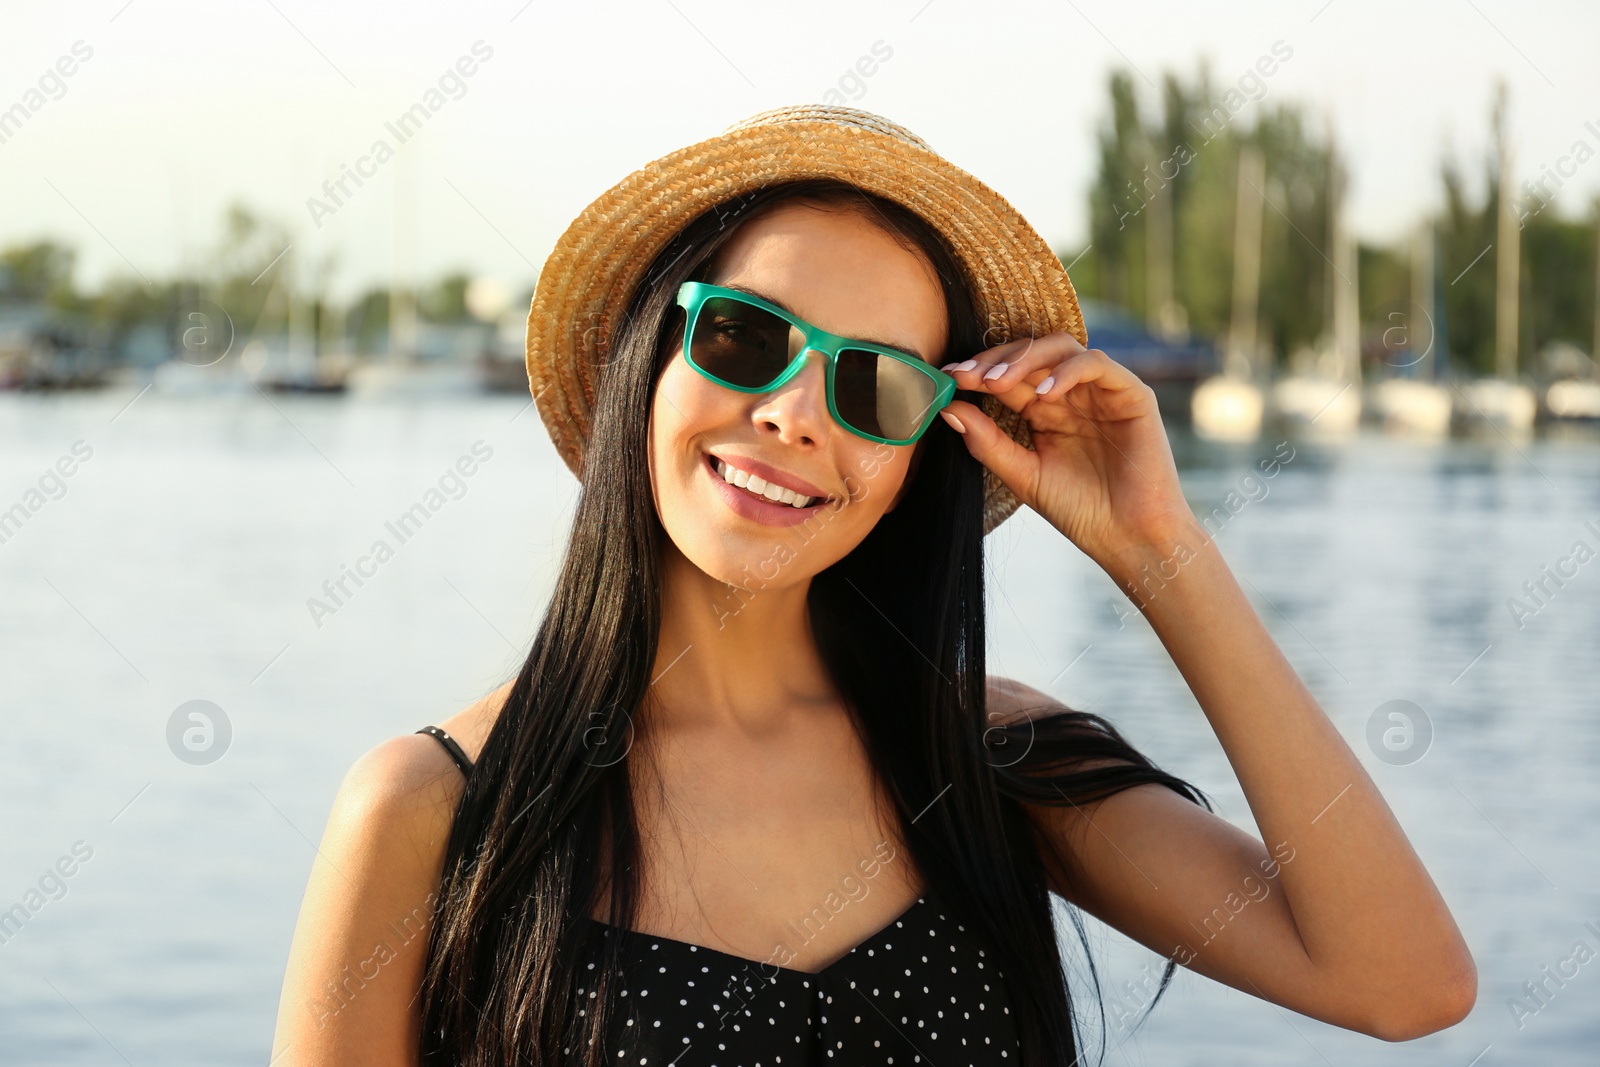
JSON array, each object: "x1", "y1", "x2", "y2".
[{"x1": 648, "y1": 540, "x2": 842, "y2": 734}]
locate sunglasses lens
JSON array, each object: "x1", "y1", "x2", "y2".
[
  {"x1": 685, "y1": 290, "x2": 939, "y2": 443},
  {"x1": 835, "y1": 349, "x2": 939, "y2": 442},
  {"x1": 688, "y1": 297, "x2": 803, "y2": 389}
]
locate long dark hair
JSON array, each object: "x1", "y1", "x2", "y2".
[{"x1": 417, "y1": 179, "x2": 1210, "y2": 1066}]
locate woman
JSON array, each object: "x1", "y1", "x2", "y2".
[{"x1": 272, "y1": 106, "x2": 1475, "y2": 1066}]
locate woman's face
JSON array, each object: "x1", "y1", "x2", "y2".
[{"x1": 647, "y1": 200, "x2": 949, "y2": 593}]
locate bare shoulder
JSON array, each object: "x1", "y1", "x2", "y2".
[
  {"x1": 431, "y1": 678, "x2": 517, "y2": 766},
  {"x1": 985, "y1": 675, "x2": 1135, "y2": 767},
  {"x1": 982, "y1": 677, "x2": 1201, "y2": 923},
  {"x1": 337, "y1": 734, "x2": 467, "y2": 842},
  {"x1": 983, "y1": 673, "x2": 1156, "y2": 830},
  {"x1": 268, "y1": 680, "x2": 515, "y2": 1065},
  {"x1": 322, "y1": 675, "x2": 518, "y2": 870},
  {"x1": 985, "y1": 675, "x2": 1068, "y2": 724}
]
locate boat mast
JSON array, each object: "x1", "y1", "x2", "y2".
[
  {"x1": 1494, "y1": 88, "x2": 1519, "y2": 383},
  {"x1": 1228, "y1": 142, "x2": 1266, "y2": 381}
]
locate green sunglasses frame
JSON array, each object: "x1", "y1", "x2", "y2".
[{"x1": 674, "y1": 280, "x2": 958, "y2": 446}]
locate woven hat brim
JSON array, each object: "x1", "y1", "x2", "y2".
[{"x1": 525, "y1": 116, "x2": 1088, "y2": 537}]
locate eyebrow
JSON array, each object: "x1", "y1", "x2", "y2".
[{"x1": 718, "y1": 282, "x2": 933, "y2": 363}]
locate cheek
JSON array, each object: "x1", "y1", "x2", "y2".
[
  {"x1": 848, "y1": 444, "x2": 913, "y2": 509},
  {"x1": 648, "y1": 365, "x2": 694, "y2": 469},
  {"x1": 656, "y1": 355, "x2": 732, "y2": 438},
  {"x1": 649, "y1": 359, "x2": 736, "y2": 499},
  {"x1": 649, "y1": 376, "x2": 686, "y2": 505}
]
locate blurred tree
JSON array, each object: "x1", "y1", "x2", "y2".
[
  {"x1": 0, "y1": 200, "x2": 550, "y2": 367},
  {"x1": 1079, "y1": 62, "x2": 1336, "y2": 371},
  {"x1": 1358, "y1": 242, "x2": 1410, "y2": 373},
  {"x1": 1251, "y1": 103, "x2": 1332, "y2": 362},
  {"x1": 1168, "y1": 67, "x2": 1233, "y2": 340},
  {"x1": 208, "y1": 201, "x2": 295, "y2": 340},
  {"x1": 0, "y1": 240, "x2": 77, "y2": 306},
  {"x1": 347, "y1": 287, "x2": 391, "y2": 352},
  {"x1": 1085, "y1": 69, "x2": 1148, "y2": 313},
  {"x1": 1437, "y1": 99, "x2": 1503, "y2": 376},
  {"x1": 1523, "y1": 211, "x2": 1596, "y2": 356},
  {"x1": 90, "y1": 276, "x2": 169, "y2": 333},
  {"x1": 420, "y1": 270, "x2": 471, "y2": 323}
]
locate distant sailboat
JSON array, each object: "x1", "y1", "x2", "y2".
[
  {"x1": 1193, "y1": 142, "x2": 1266, "y2": 442},
  {"x1": 1456, "y1": 90, "x2": 1537, "y2": 434},
  {"x1": 1371, "y1": 218, "x2": 1452, "y2": 436},
  {"x1": 1543, "y1": 197, "x2": 1600, "y2": 420},
  {"x1": 348, "y1": 152, "x2": 478, "y2": 396}
]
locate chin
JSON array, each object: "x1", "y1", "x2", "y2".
[{"x1": 659, "y1": 512, "x2": 854, "y2": 597}]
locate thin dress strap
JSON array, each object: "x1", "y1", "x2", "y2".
[{"x1": 416, "y1": 725, "x2": 473, "y2": 777}]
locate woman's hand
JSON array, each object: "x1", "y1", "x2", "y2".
[{"x1": 938, "y1": 333, "x2": 1194, "y2": 570}]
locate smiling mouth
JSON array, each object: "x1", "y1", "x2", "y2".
[{"x1": 705, "y1": 453, "x2": 827, "y2": 509}]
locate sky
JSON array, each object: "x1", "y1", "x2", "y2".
[{"x1": 2, "y1": 0, "x2": 1598, "y2": 304}]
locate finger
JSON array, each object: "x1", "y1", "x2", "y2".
[
  {"x1": 940, "y1": 332, "x2": 1086, "y2": 392},
  {"x1": 939, "y1": 334, "x2": 1068, "y2": 387},
  {"x1": 939, "y1": 398, "x2": 1039, "y2": 502},
  {"x1": 1030, "y1": 348, "x2": 1148, "y2": 402},
  {"x1": 941, "y1": 335, "x2": 1091, "y2": 418}
]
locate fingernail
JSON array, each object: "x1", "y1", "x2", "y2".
[
  {"x1": 940, "y1": 410, "x2": 966, "y2": 434},
  {"x1": 940, "y1": 362, "x2": 959, "y2": 371},
  {"x1": 954, "y1": 359, "x2": 978, "y2": 372},
  {"x1": 983, "y1": 363, "x2": 1008, "y2": 380},
  {"x1": 1035, "y1": 375, "x2": 1055, "y2": 394}
]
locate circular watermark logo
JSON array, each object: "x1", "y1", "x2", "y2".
[
  {"x1": 1365, "y1": 699, "x2": 1432, "y2": 766},
  {"x1": 167, "y1": 699, "x2": 232, "y2": 765},
  {"x1": 982, "y1": 710, "x2": 1036, "y2": 769},
  {"x1": 1371, "y1": 299, "x2": 1435, "y2": 369},
  {"x1": 580, "y1": 705, "x2": 634, "y2": 767},
  {"x1": 172, "y1": 298, "x2": 236, "y2": 367}
]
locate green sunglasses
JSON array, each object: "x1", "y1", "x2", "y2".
[{"x1": 674, "y1": 281, "x2": 958, "y2": 445}]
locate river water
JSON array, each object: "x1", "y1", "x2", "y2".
[{"x1": 1, "y1": 390, "x2": 1596, "y2": 1065}]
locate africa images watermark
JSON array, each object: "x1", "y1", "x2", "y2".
[
  {"x1": 304, "y1": 840, "x2": 502, "y2": 1032},
  {"x1": 167, "y1": 699, "x2": 232, "y2": 766},
  {"x1": 0, "y1": 440, "x2": 95, "y2": 548},
  {"x1": 818, "y1": 39, "x2": 894, "y2": 105},
  {"x1": 1513, "y1": 114, "x2": 1600, "y2": 231},
  {"x1": 305, "y1": 40, "x2": 495, "y2": 229},
  {"x1": 707, "y1": 839, "x2": 901, "y2": 1031},
  {"x1": 1507, "y1": 918, "x2": 1600, "y2": 1031},
  {"x1": 1169, "y1": 838, "x2": 1297, "y2": 967},
  {"x1": 309, "y1": 889, "x2": 439, "y2": 1029},
  {"x1": 305, "y1": 441, "x2": 494, "y2": 628},
  {"x1": 1119, "y1": 441, "x2": 1297, "y2": 612},
  {"x1": 1109, "y1": 39, "x2": 1295, "y2": 231},
  {"x1": 0, "y1": 40, "x2": 94, "y2": 148},
  {"x1": 1106, "y1": 957, "x2": 1181, "y2": 1036},
  {"x1": 0, "y1": 841, "x2": 95, "y2": 949},
  {"x1": 1505, "y1": 518, "x2": 1600, "y2": 631}
]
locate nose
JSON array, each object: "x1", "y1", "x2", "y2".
[{"x1": 750, "y1": 348, "x2": 831, "y2": 447}]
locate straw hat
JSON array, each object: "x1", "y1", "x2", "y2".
[{"x1": 525, "y1": 104, "x2": 1089, "y2": 537}]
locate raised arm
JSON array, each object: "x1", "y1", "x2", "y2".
[
  {"x1": 944, "y1": 338, "x2": 1475, "y2": 1041},
  {"x1": 991, "y1": 549, "x2": 1475, "y2": 1039}
]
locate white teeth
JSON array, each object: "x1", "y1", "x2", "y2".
[{"x1": 713, "y1": 457, "x2": 819, "y2": 508}]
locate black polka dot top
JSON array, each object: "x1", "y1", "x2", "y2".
[
  {"x1": 418, "y1": 725, "x2": 1026, "y2": 1065},
  {"x1": 574, "y1": 889, "x2": 1024, "y2": 1065}
]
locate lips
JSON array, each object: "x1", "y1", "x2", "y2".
[
  {"x1": 706, "y1": 452, "x2": 830, "y2": 502},
  {"x1": 702, "y1": 452, "x2": 831, "y2": 528}
]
